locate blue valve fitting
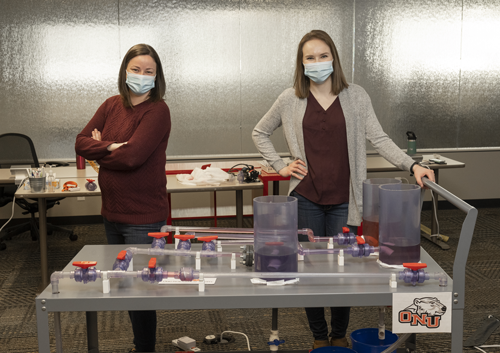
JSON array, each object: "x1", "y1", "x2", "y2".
[
  {"x1": 399, "y1": 268, "x2": 427, "y2": 286},
  {"x1": 267, "y1": 339, "x2": 285, "y2": 346},
  {"x1": 74, "y1": 267, "x2": 98, "y2": 284}
]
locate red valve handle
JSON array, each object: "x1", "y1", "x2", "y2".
[
  {"x1": 148, "y1": 232, "x2": 168, "y2": 239},
  {"x1": 265, "y1": 242, "x2": 284, "y2": 246},
  {"x1": 73, "y1": 261, "x2": 97, "y2": 269},
  {"x1": 403, "y1": 263, "x2": 427, "y2": 271},
  {"x1": 342, "y1": 227, "x2": 350, "y2": 233},
  {"x1": 148, "y1": 258, "x2": 157, "y2": 269},
  {"x1": 175, "y1": 234, "x2": 195, "y2": 241},
  {"x1": 117, "y1": 250, "x2": 127, "y2": 260},
  {"x1": 356, "y1": 236, "x2": 365, "y2": 245},
  {"x1": 198, "y1": 236, "x2": 218, "y2": 242},
  {"x1": 86, "y1": 179, "x2": 95, "y2": 183}
]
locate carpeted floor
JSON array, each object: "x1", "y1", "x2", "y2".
[{"x1": 0, "y1": 207, "x2": 499, "y2": 352}]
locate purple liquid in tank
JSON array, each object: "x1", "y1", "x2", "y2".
[
  {"x1": 254, "y1": 245, "x2": 298, "y2": 281},
  {"x1": 379, "y1": 243, "x2": 420, "y2": 265}
]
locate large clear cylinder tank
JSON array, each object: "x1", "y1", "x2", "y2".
[
  {"x1": 379, "y1": 184, "x2": 421, "y2": 265},
  {"x1": 253, "y1": 196, "x2": 298, "y2": 279},
  {"x1": 362, "y1": 178, "x2": 402, "y2": 246}
]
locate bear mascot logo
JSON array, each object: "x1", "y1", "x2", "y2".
[{"x1": 398, "y1": 297, "x2": 447, "y2": 328}]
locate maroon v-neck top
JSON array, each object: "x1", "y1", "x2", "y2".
[{"x1": 294, "y1": 93, "x2": 350, "y2": 205}]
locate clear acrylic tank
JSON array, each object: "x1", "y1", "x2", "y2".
[
  {"x1": 362, "y1": 178, "x2": 401, "y2": 246},
  {"x1": 253, "y1": 195, "x2": 298, "y2": 280},
  {"x1": 379, "y1": 184, "x2": 421, "y2": 265}
]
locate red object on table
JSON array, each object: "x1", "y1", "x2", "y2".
[
  {"x1": 198, "y1": 236, "x2": 218, "y2": 242},
  {"x1": 403, "y1": 263, "x2": 427, "y2": 271},
  {"x1": 148, "y1": 232, "x2": 168, "y2": 239},
  {"x1": 175, "y1": 234, "x2": 195, "y2": 241},
  {"x1": 76, "y1": 155, "x2": 86, "y2": 169},
  {"x1": 117, "y1": 250, "x2": 127, "y2": 260},
  {"x1": 356, "y1": 236, "x2": 365, "y2": 245},
  {"x1": 73, "y1": 261, "x2": 97, "y2": 269}
]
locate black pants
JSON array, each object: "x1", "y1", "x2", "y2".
[
  {"x1": 305, "y1": 307, "x2": 351, "y2": 340},
  {"x1": 129, "y1": 311, "x2": 157, "y2": 352},
  {"x1": 292, "y1": 191, "x2": 356, "y2": 340}
]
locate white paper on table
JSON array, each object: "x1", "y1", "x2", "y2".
[{"x1": 159, "y1": 278, "x2": 217, "y2": 285}]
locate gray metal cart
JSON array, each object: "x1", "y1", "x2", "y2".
[{"x1": 36, "y1": 178, "x2": 477, "y2": 353}]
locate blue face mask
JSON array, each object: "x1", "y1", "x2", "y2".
[
  {"x1": 126, "y1": 71, "x2": 156, "y2": 95},
  {"x1": 304, "y1": 60, "x2": 334, "y2": 84}
]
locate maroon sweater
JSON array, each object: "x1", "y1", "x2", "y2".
[{"x1": 75, "y1": 96, "x2": 171, "y2": 224}]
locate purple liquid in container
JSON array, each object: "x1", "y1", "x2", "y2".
[
  {"x1": 253, "y1": 196, "x2": 298, "y2": 281},
  {"x1": 379, "y1": 184, "x2": 421, "y2": 265}
]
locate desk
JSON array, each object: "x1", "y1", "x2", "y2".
[
  {"x1": 36, "y1": 244, "x2": 454, "y2": 353},
  {"x1": 0, "y1": 165, "x2": 98, "y2": 185},
  {"x1": 258, "y1": 155, "x2": 466, "y2": 236},
  {"x1": 13, "y1": 170, "x2": 262, "y2": 289}
]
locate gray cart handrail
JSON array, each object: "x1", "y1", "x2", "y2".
[{"x1": 422, "y1": 177, "x2": 477, "y2": 352}]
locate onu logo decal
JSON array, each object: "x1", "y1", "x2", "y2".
[{"x1": 398, "y1": 297, "x2": 447, "y2": 328}]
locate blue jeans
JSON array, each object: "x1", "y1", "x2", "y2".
[
  {"x1": 103, "y1": 218, "x2": 166, "y2": 352},
  {"x1": 291, "y1": 191, "x2": 358, "y2": 341}
]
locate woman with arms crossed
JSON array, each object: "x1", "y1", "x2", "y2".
[
  {"x1": 75, "y1": 44, "x2": 171, "y2": 353},
  {"x1": 252, "y1": 30, "x2": 434, "y2": 349}
]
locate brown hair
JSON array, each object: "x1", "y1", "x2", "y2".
[
  {"x1": 293, "y1": 30, "x2": 349, "y2": 98},
  {"x1": 118, "y1": 44, "x2": 166, "y2": 108}
]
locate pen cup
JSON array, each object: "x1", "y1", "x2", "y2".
[{"x1": 29, "y1": 177, "x2": 46, "y2": 193}]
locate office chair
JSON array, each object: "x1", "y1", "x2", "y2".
[{"x1": 0, "y1": 133, "x2": 77, "y2": 250}]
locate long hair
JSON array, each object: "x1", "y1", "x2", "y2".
[
  {"x1": 118, "y1": 44, "x2": 166, "y2": 108},
  {"x1": 293, "y1": 30, "x2": 349, "y2": 98}
]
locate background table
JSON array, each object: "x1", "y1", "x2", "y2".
[
  {"x1": 36, "y1": 244, "x2": 454, "y2": 353},
  {"x1": 13, "y1": 169, "x2": 262, "y2": 289}
]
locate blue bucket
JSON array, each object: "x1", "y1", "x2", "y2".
[
  {"x1": 350, "y1": 328, "x2": 398, "y2": 353},
  {"x1": 311, "y1": 346, "x2": 356, "y2": 353}
]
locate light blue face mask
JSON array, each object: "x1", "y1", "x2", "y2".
[
  {"x1": 304, "y1": 60, "x2": 334, "y2": 84},
  {"x1": 126, "y1": 71, "x2": 156, "y2": 95}
]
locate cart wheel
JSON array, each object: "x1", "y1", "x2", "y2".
[
  {"x1": 0, "y1": 242, "x2": 6, "y2": 251},
  {"x1": 69, "y1": 233, "x2": 78, "y2": 241}
]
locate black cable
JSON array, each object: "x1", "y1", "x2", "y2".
[{"x1": 227, "y1": 163, "x2": 253, "y2": 174}]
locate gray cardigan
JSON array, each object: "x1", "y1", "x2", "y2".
[{"x1": 252, "y1": 84, "x2": 415, "y2": 226}]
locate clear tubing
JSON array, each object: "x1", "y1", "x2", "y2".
[
  {"x1": 98, "y1": 270, "x2": 142, "y2": 279},
  {"x1": 190, "y1": 232, "x2": 254, "y2": 239},
  {"x1": 398, "y1": 268, "x2": 448, "y2": 287},
  {"x1": 50, "y1": 267, "x2": 447, "y2": 292},
  {"x1": 161, "y1": 225, "x2": 314, "y2": 238},
  {"x1": 428, "y1": 272, "x2": 448, "y2": 286},
  {"x1": 308, "y1": 233, "x2": 357, "y2": 245},
  {"x1": 200, "y1": 271, "x2": 393, "y2": 280},
  {"x1": 220, "y1": 240, "x2": 254, "y2": 245},
  {"x1": 297, "y1": 243, "x2": 378, "y2": 257},
  {"x1": 127, "y1": 247, "x2": 235, "y2": 258},
  {"x1": 161, "y1": 225, "x2": 254, "y2": 234},
  {"x1": 51, "y1": 271, "x2": 75, "y2": 293}
]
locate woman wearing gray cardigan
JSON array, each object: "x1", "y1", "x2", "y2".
[{"x1": 252, "y1": 30, "x2": 434, "y2": 349}]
